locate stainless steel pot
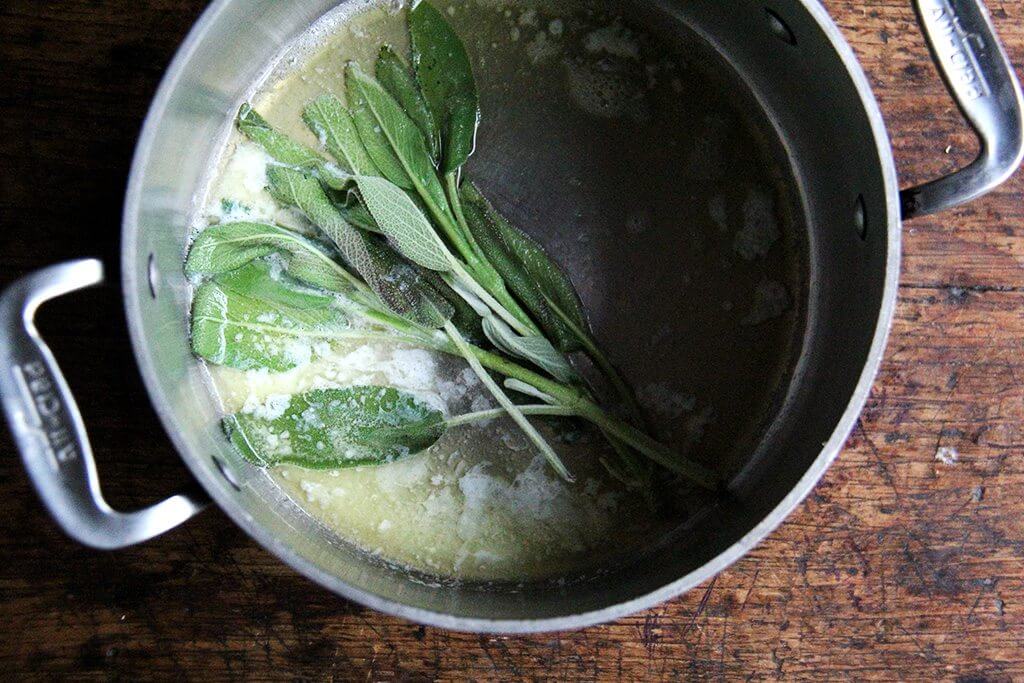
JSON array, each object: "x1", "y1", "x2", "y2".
[{"x1": 2, "y1": 0, "x2": 1021, "y2": 632}]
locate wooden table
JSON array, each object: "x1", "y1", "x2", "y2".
[{"x1": 2, "y1": 0, "x2": 1023, "y2": 679}]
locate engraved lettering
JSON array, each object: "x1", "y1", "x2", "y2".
[
  {"x1": 15, "y1": 361, "x2": 77, "y2": 469},
  {"x1": 923, "y1": 1, "x2": 990, "y2": 101},
  {"x1": 22, "y1": 361, "x2": 47, "y2": 378},
  {"x1": 36, "y1": 393, "x2": 61, "y2": 418},
  {"x1": 28, "y1": 375, "x2": 51, "y2": 395},
  {"x1": 54, "y1": 442, "x2": 78, "y2": 463},
  {"x1": 47, "y1": 426, "x2": 70, "y2": 448}
]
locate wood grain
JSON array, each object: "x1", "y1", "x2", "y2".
[{"x1": 1, "y1": 0, "x2": 1023, "y2": 679}]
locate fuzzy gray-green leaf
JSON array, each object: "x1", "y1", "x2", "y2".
[
  {"x1": 224, "y1": 386, "x2": 445, "y2": 468},
  {"x1": 376, "y1": 45, "x2": 440, "y2": 162},
  {"x1": 416, "y1": 267, "x2": 485, "y2": 345},
  {"x1": 266, "y1": 165, "x2": 352, "y2": 246},
  {"x1": 267, "y1": 166, "x2": 453, "y2": 327},
  {"x1": 335, "y1": 199, "x2": 382, "y2": 234},
  {"x1": 355, "y1": 175, "x2": 450, "y2": 272},
  {"x1": 236, "y1": 104, "x2": 349, "y2": 190},
  {"x1": 345, "y1": 62, "x2": 452, "y2": 224},
  {"x1": 302, "y1": 94, "x2": 379, "y2": 176},
  {"x1": 482, "y1": 316, "x2": 576, "y2": 383},
  {"x1": 461, "y1": 183, "x2": 586, "y2": 351},
  {"x1": 409, "y1": 1, "x2": 480, "y2": 173},
  {"x1": 191, "y1": 262, "x2": 347, "y2": 372},
  {"x1": 186, "y1": 221, "x2": 357, "y2": 293}
]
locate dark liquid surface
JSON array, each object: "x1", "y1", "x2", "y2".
[{"x1": 457, "y1": 0, "x2": 807, "y2": 477}]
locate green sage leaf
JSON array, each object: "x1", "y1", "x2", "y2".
[
  {"x1": 345, "y1": 62, "x2": 452, "y2": 225},
  {"x1": 224, "y1": 386, "x2": 445, "y2": 468},
  {"x1": 267, "y1": 166, "x2": 453, "y2": 327},
  {"x1": 416, "y1": 266, "x2": 486, "y2": 345},
  {"x1": 376, "y1": 45, "x2": 441, "y2": 163},
  {"x1": 355, "y1": 174, "x2": 450, "y2": 271},
  {"x1": 460, "y1": 183, "x2": 584, "y2": 351},
  {"x1": 236, "y1": 104, "x2": 349, "y2": 190},
  {"x1": 191, "y1": 262, "x2": 347, "y2": 372},
  {"x1": 335, "y1": 199, "x2": 383, "y2": 234},
  {"x1": 482, "y1": 316, "x2": 577, "y2": 383},
  {"x1": 409, "y1": 1, "x2": 480, "y2": 173},
  {"x1": 186, "y1": 221, "x2": 357, "y2": 293},
  {"x1": 302, "y1": 94, "x2": 380, "y2": 176}
]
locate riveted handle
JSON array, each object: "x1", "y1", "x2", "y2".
[
  {"x1": 901, "y1": 0, "x2": 1024, "y2": 218},
  {"x1": 0, "y1": 260, "x2": 207, "y2": 549}
]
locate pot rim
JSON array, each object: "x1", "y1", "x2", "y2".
[{"x1": 121, "y1": 0, "x2": 901, "y2": 633}]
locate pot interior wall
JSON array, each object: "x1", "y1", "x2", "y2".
[{"x1": 125, "y1": 0, "x2": 892, "y2": 624}]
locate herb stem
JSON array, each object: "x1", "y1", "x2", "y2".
[
  {"x1": 545, "y1": 294, "x2": 647, "y2": 427},
  {"x1": 444, "y1": 321, "x2": 573, "y2": 482},
  {"x1": 448, "y1": 259, "x2": 535, "y2": 337},
  {"x1": 445, "y1": 172, "x2": 485, "y2": 262},
  {"x1": 456, "y1": 344, "x2": 716, "y2": 490},
  {"x1": 445, "y1": 173, "x2": 540, "y2": 335},
  {"x1": 345, "y1": 298, "x2": 717, "y2": 490},
  {"x1": 574, "y1": 402, "x2": 718, "y2": 490},
  {"x1": 444, "y1": 404, "x2": 577, "y2": 428}
]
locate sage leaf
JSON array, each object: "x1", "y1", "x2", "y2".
[
  {"x1": 345, "y1": 62, "x2": 452, "y2": 227},
  {"x1": 409, "y1": 1, "x2": 480, "y2": 173},
  {"x1": 355, "y1": 174, "x2": 450, "y2": 272},
  {"x1": 266, "y1": 165, "x2": 353, "y2": 244},
  {"x1": 346, "y1": 65, "x2": 414, "y2": 189},
  {"x1": 302, "y1": 94, "x2": 380, "y2": 176},
  {"x1": 482, "y1": 316, "x2": 577, "y2": 383},
  {"x1": 335, "y1": 199, "x2": 382, "y2": 234},
  {"x1": 225, "y1": 386, "x2": 445, "y2": 468},
  {"x1": 460, "y1": 183, "x2": 583, "y2": 351},
  {"x1": 236, "y1": 104, "x2": 349, "y2": 190},
  {"x1": 376, "y1": 45, "x2": 440, "y2": 162},
  {"x1": 267, "y1": 166, "x2": 453, "y2": 327},
  {"x1": 186, "y1": 221, "x2": 357, "y2": 293},
  {"x1": 416, "y1": 267, "x2": 485, "y2": 345},
  {"x1": 463, "y1": 183, "x2": 586, "y2": 328},
  {"x1": 191, "y1": 262, "x2": 347, "y2": 372}
]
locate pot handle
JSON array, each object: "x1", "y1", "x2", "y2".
[
  {"x1": 901, "y1": 0, "x2": 1024, "y2": 218},
  {"x1": 0, "y1": 259, "x2": 207, "y2": 549}
]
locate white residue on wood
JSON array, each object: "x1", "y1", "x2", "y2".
[{"x1": 935, "y1": 446, "x2": 959, "y2": 465}]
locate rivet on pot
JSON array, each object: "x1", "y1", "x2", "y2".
[
  {"x1": 147, "y1": 253, "x2": 159, "y2": 299},
  {"x1": 765, "y1": 8, "x2": 797, "y2": 46},
  {"x1": 213, "y1": 456, "x2": 242, "y2": 491},
  {"x1": 855, "y1": 194, "x2": 868, "y2": 240}
]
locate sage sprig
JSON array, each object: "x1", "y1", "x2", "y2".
[
  {"x1": 228, "y1": 383, "x2": 577, "y2": 470},
  {"x1": 267, "y1": 166, "x2": 453, "y2": 328},
  {"x1": 186, "y1": 2, "x2": 719, "y2": 492}
]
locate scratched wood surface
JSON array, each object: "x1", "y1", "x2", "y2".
[{"x1": 2, "y1": 0, "x2": 1023, "y2": 679}]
